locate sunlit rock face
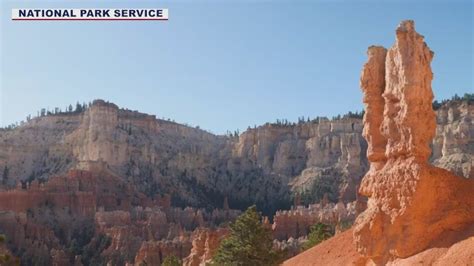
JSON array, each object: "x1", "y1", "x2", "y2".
[
  {"x1": 0, "y1": 93, "x2": 471, "y2": 216},
  {"x1": 354, "y1": 20, "x2": 474, "y2": 263},
  {"x1": 432, "y1": 100, "x2": 474, "y2": 178},
  {"x1": 0, "y1": 99, "x2": 369, "y2": 213},
  {"x1": 271, "y1": 202, "x2": 356, "y2": 241},
  {"x1": 182, "y1": 227, "x2": 229, "y2": 266}
]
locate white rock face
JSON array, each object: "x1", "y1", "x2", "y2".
[
  {"x1": 432, "y1": 101, "x2": 473, "y2": 178},
  {"x1": 233, "y1": 119, "x2": 368, "y2": 204},
  {"x1": 0, "y1": 98, "x2": 471, "y2": 212}
]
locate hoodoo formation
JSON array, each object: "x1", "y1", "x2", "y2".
[
  {"x1": 355, "y1": 19, "x2": 474, "y2": 263},
  {"x1": 284, "y1": 20, "x2": 474, "y2": 265}
]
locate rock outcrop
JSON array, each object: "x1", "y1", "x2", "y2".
[
  {"x1": 0, "y1": 96, "x2": 471, "y2": 216},
  {"x1": 433, "y1": 100, "x2": 474, "y2": 178},
  {"x1": 0, "y1": 167, "x2": 155, "y2": 216},
  {"x1": 354, "y1": 20, "x2": 474, "y2": 263},
  {"x1": 0, "y1": 167, "x2": 240, "y2": 265},
  {"x1": 234, "y1": 119, "x2": 367, "y2": 204},
  {"x1": 283, "y1": 20, "x2": 474, "y2": 266},
  {"x1": 272, "y1": 202, "x2": 355, "y2": 240},
  {"x1": 183, "y1": 227, "x2": 229, "y2": 266},
  {"x1": 0, "y1": 100, "x2": 369, "y2": 214},
  {"x1": 133, "y1": 238, "x2": 192, "y2": 266},
  {"x1": 94, "y1": 206, "x2": 239, "y2": 264}
]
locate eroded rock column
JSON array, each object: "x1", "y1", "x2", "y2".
[
  {"x1": 354, "y1": 20, "x2": 474, "y2": 264},
  {"x1": 360, "y1": 46, "x2": 387, "y2": 165}
]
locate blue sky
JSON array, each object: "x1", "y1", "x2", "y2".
[{"x1": 1, "y1": 0, "x2": 472, "y2": 134}]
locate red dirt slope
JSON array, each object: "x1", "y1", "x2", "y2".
[
  {"x1": 283, "y1": 227, "x2": 474, "y2": 266},
  {"x1": 282, "y1": 229, "x2": 366, "y2": 266}
]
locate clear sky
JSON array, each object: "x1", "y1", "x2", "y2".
[{"x1": 1, "y1": 0, "x2": 472, "y2": 134}]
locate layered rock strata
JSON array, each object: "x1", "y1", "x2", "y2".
[
  {"x1": 0, "y1": 99, "x2": 368, "y2": 213},
  {"x1": 0, "y1": 97, "x2": 471, "y2": 216},
  {"x1": 272, "y1": 202, "x2": 355, "y2": 240},
  {"x1": 433, "y1": 100, "x2": 474, "y2": 178},
  {"x1": 0, "y1": 168, "x2": 240, "y2": 265}
]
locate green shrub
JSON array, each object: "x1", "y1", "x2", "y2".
[
  {"x1": 212, "y1": 205, "x2": 283, "y2": 266},
  {"x1": 162, "y1": 255, "x2": 181, "y2": 266},
  {"x1": 302, "y1": 223, "x2": 334, "y2": 250},
  {"x1": 337, "y1": 220, "x2": 353, "y2": 233}
]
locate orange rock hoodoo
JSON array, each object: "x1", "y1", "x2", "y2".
[
  {"x1": 183, "y1": 227, "x2": 229, "y2": 266},
  {"x1": 354, "y1": 20, "x2": 474, "y2": 263}
]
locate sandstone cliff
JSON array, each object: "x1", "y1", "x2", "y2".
[
  {"x1": 433, "y1": 100, "x2": 474, "y2": 178},
  {"x1": 0, "y1": 84, "x2": 471, "y2": 266},
  {"x1": 182, "y1": 227, "x2": 229, "y2": 266},
  {"x1": 1, "y1": 96, "x2": 470, "y2": 217},
  {"x1": 272, "y1": 202, "x2": 355, "y2": 241},
  {"x1": 0, "y1": 168, "x2": 240, "y2": 265}
]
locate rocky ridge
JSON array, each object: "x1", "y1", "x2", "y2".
[{"x1": 0, "y1": 97, "x2": 471, "y2": 216}]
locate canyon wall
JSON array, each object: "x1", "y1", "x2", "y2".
[
  {"x1": 433, "y1": 100, "x2": 474, "y2": 178},
  {"x1": 272, "y1": 202, "x2": 355, "y2": 240},
  {"x1": 0, "y1": 167, "x2": 240, "y2": 265},
  {"x1": 1, "y1": 98, "x2": 470, "y2": 216}
]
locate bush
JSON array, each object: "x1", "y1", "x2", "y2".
[
  {"x1": 81, "y1": 234, "x2": 112, "y2": 265},
  {"x1": 337, "y1": 220, "x2": 353, "y2": 233},
  {"x1": 212, "y1": 205, "x2": 283, "y2": 266},
  {"x1": 302, "y1": 223, "x2": 334, "y2": 250},
  {"x1": 299, "y1": 172, "x2": 342, "y2": 205},
  {"x1": 162, "y1": 255, "x2": 181, "y2": 266}
]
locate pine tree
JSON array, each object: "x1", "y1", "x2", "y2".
[
  {"x1": 75, "y1": 102, "x2": 83, "y2": 113},
  {"x1": 212, "y1": 205, "x2": 282, "y2": 266},
  {"x1": 2, "y1": 166, "x2": 8, "y2": 186},
  {"x1": 0, "y1": 234, "x2": 17, "y2": 265},
  {"x1": 301, "y1": 223, "x2": 334, "y2": 250}
]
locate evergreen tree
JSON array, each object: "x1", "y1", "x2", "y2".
[
  {"x1": 432, "y1": 100, "x2": 441, "y2": 110},
  {"x1": 75, "y1": 102, "x2": 83, "y2": 113},
  {"x1": 0, "y1": 234, "x2": 7, "y2": 263},
  {"x1": 462, "y1": 93, "x2": 473, "y2": 101},
  {"x1": 212, "y1": 205, "x2": 282, "y2": 266},
  {"x1": 301, "y1": 223, "x2": 334, "y2": 250},
  {"x1": 2, "y1": 166, "x2": 8, "y2": 186},
  {"x1": 0, "y1": 234, "x2": 19, "y2": 265},
  {"x1": 162, "y1": 255, "x2": 181, "y2": 266}
]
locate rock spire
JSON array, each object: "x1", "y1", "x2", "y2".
[{"x1": 354, "y1": 20, "x2": 474, "y2": 263}]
